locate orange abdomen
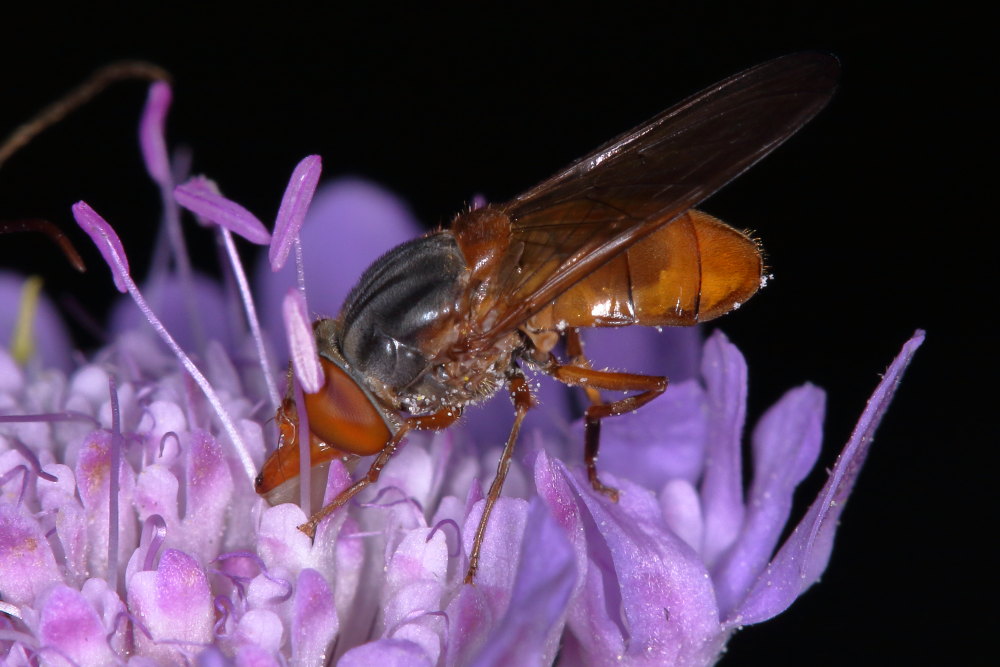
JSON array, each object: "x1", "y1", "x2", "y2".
[{"x1": 534, "y1": 209, "x2": 762, "y2": 328}]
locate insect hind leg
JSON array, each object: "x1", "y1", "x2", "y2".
[{"x1": 548, "y1": 335, "x2": 667, "y2": 501}]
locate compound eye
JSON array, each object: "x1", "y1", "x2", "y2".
[
  {"x1": 255, "y1": 396, "x2": 350, "y2": 497},
  {"x1": 302, "y1": 357, "x2": 392, "y2": 457}
]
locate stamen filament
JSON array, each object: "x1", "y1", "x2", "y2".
[{"x1": 220, "y1": 227, "x2": 280, "y2": 408}]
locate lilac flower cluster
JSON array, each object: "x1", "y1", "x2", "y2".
[{"x1": 0, "y1": 79, "x2": 922, "y2": 665}]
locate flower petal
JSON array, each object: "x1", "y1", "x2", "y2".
[
  {"x1": 712, "y1": 384, "x2": 825, "y2": 620},
  {"x1": 339, "y1": 638, "x2": 434, "y2": 666},
  {"x1": 75, "y1": 429, "x2": 137, "y2": 581},
  {"x1": 36, "y1": 585, "x2": 116, "y2": 665},
  {"x1": 699, "y1": 330, "x2": 748, "y2": 566},
  {"x1": 659, "y1": 478, "x2": 704, "y2": 554},
  {"x1": 332, "y1": 515, "x2": 366, "y2": 637},
  {"x1": 381, "y1": 527, "x2": 448, "y2": 662},
  {"x1": 536, "y1": 451, "x2": 723, "y2": 665},
  {"x1": 234, "y1": 644, "x2": 283, "y2": 666},
  {"x1": 233, "y1": 608, "x2": 284, "y2": 655},
  {"x1": 594, "y1": 379, "x2": 708, "y2": 489},
  {"x1": 471, "y1": 498, "x2": 575, "y2": 666},
  {"x1": 182, "y1": 429, "x2": 234, "y2": 563},
  {"x1": 462, "y1": 497, "x2": 528, "y2": 602},
  {"x1": 291, "y1": 568, "x2": 338, "y2": 665},
  {"x1": 37, "y1": 464, "x2": 89, "y2": 585},
  {"x1": 444, "y1": 497, "x2": 529, "y2": 665},
  {"x1": 582, "y1": 325, "x2": 702, "y2": 383},
  {"x1": 128, "y1": 548, "x2": 213, "y2": 660},
  {"x1": 0, "y1": 504, "x2": 62, "y2": 606},
  {"x1": 80, "y1": 577, "x2": 127, "y2": 653},
  {"x1": 256, "y1": 502, "x2": 338, "y2": 579},
  {"x1": 134, "y1": 463, "x2": 180, "y2": 527},
  {"x1": 732, "y1": 331, "x2": 925, "y2": 625}
]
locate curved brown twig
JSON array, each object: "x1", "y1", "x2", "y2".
[
  {"x1": 0, "y1": 60, "x2": 171, "y2": 169},
  {"x1": 0, "y1": 218, "x2": 86, "y2": 271}
]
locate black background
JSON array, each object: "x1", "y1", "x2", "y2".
[{"x1": 0, "y1": 3, "x2": 986, "y2": 665}]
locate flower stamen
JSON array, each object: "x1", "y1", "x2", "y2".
[
  {"x1": 139, "y1": 515, "x2": 167, "y2": 572},
  {"x1": 108, "y1": 374, "x2": 123, "y2": 594},
  {"x1": 73, "y1": 200, "x2": 257, "y2": 483}
]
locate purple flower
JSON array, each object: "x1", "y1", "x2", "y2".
[{"x1": 0, "y1": 78, "x2": 923, "y2": 665}]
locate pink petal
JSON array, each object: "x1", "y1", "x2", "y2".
[
  {"x1": 659, "y1": 479, "x2": 704, "y2": 553},
  {"x1": 75, "y1": 429, "x2": 137, "y2": 579},
  {"x1": 233, "y1": 608, "x2": 284, "y2": 654},
  {"x1": 234, "y1": 644, "x2": 283, "y2": 666},
  {"x1": 712, "y1": 384, "x2": 825, "y2": 619},
  {"x1": 291, "y1": 568, "x2": 338, "y2": 664},
  {"x1": 128, "y1": 549, "x2": 213, "y2": 659},
  {"x1": 182, "y1": 429, "x2": 235, "y2": 562},
  {"x1": 256, "y1": 503, "x2": 339, "y2": 577},
  {"x1": 36, "y1": 585, "x2": 116, "y2": 665},
  {"x1": 377, "y1": 528, "x2": 448, "y2": 662},
  {"x1": 471, "y1": 498, "x2": 575, "y2": 666},
  {"x1": 594, "y1": 379, "x2": 708, "y2": 489},
  {"x1": 0, "y1": 505, "x2": 62, "y2": 605},
  {"x1": 582, "y1": 325, "x2": 703, "y2": 383},
  {"x1": 38, "y1": 464, "x2": 89, "y2": 584},
  {"x1": 733, "y1": 331, "x2": 925, "y2": 625},
  {"x1": 536, "y1": 451, "x2": 722, "y2": 665},
  {"x1": 699, "y1": 330, "x2": 748, "y2": 565},
  {"x1": 461, "y1": 497, "x2": 528, "y2": 602},
  {"x1": 134, "y1": 464, "x2": 180, "y2": 527},
  {"x1": 339, "y1": 638, "x2": 433, "y2": 666},
  {"x1": 443, "y1": 498, "x2": 529, "y2": 665},
  {"x1": 385, "y1": 529, "x2": 448, "y2": 615}
]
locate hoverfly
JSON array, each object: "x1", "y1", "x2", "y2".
[{"x1": 255, "y1": 52, "x2": 840, "y2": 582}]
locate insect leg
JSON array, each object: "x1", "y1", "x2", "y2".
[
  {"x1": 548, "y1": 360, "x2": 667, "y2": 501},
  {"x1": 297, "y1": 407, "x2": 461, "y2": 538},
  {"x1": 564, "y1": 327, "x2": 602, "y2": 405},
  {"x1": 465, "y1": 367, "x2": 535, "y2": 583}
]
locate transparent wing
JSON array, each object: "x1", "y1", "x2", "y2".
[{"x1": 477, "y1": 52, "x2": 838, "y2": 337}]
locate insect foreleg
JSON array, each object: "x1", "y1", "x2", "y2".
[{"x1": 297, "y1": 407, "x2": 460, "y2": 538}]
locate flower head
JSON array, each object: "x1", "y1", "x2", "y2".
[{"x1": 0, "y1": 78, "x2": 923, "y2": 665}]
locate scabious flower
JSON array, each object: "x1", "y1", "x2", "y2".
[{"x1": 0, "y1": 79, "x2": 922, "y2": 666}]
